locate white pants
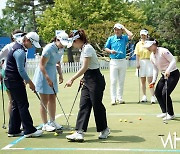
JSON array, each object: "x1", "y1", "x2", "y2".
[{"x1": 110, "y1": 59, "x2": 127, "y2": 101}]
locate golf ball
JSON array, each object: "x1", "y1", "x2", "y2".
[
  {"x1": 124, "y1": 119, "x2": 127, "y2": 122},
  {"x1": 138, "y1": 117, "x2": 142, "y2": 120},
  {"x1": 54, "y1": 132, "x2": 59, "y2": 136},
  {"x1": 119, "y1": 119, "x2": 122, "y2": 122}
]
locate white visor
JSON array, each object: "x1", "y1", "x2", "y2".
[
  {"x1": 59, "y1": 38, "x2": 73, "y2": 48},
  {"x1": 144, "y1": 41, "x2": 156, "y2": 48},
  {"x1": 140, "y1": 30, "x2": 148, "y2": 36}
]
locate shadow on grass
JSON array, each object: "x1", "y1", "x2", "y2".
[{"x1": 86, "y1": 135, "x2": 145, "y2": 143}]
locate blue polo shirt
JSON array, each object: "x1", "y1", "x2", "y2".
[{"x1": 105, "y1": 35, "x2": 129, "y2": 59}]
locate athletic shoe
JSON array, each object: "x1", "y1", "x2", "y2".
[
  {"x1": 117, "y1": 99, "x2": 125, "y2": 104},
  {"x1": 163, "y1": 114, "x2": 175, "y2": 121},
  {"x1": 151, "y1": 96, "x2": 156, "y2": 104},
  {"x1": 24, "y1": 130, "x2": 43, "y2": 138},
  {"x1": 42, "y1": 123, "x2": 56, "y2": 132},
  {"x1": 141, "y1": 95, "x2": 147, "y2": 102},
  {"x1": 66, "y1": 130, "x2": 84, "y2": 142},
  {"x1": 156, "y1": 113, "x2": 167, "y2": 118},
  {"x1": 49, "y1": 121, "x2": 63, "y2": 130},
  {"x1": 111, "y1": 100, "x2": 116, "y2": 105},
  {"x1": 99, "y1": 127, "x2": 110, "y2": 139},
  {"x1": 8, "y1": 131, "x2": 24, "y2": 137}
]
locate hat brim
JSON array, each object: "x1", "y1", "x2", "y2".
[
  {"x1": 140, "y1": 32, "x2": 148, "y2": 35},
  {"x1": 32, "y1": 41, "x2": 41, "y2": 48},
  {"x1": 60, "y1": 40, "x2": 73, "y2": 48},
  {"x1": 143, "y1": 41, "x2": 154, "y2": 48}
]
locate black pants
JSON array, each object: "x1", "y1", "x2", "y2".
[
  {"x1": 4, "y1": 79, "x2": 37, "y2": 135},
  {"x1": 155, "y1": 69, "x2": 180, "y2": 116},
  {"x1": 75, "y1": 69, "x2": 108, "y2": 132}
]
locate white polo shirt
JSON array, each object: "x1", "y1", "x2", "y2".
[{"x1": 80, "y1": 44, "x2": 100, "y2": 69}]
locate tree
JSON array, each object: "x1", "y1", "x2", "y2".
[
  {"x1": 0, "y1": 0, "x2": 54, "y2": 36},
  {"x1": 134, "y1": 0, "x2": 180, "y2": 57}
]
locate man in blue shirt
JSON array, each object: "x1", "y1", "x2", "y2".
[
  {"x1": 4, "y1": 32, "x2": 43, "y2": 137},
  {"x1": 105, "y1": 23, "x2": 133, "y2": 105}
]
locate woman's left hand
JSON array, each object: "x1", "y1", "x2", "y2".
[
  {"x1": 164, "y1": 71, "x2": 170, "y2": 79},
  {"x1": 65, "y1": 79, "x2": 74, "y2": 88},
  {"x1": 59, "y1": 75, "x2": 63, "y2": 84}
]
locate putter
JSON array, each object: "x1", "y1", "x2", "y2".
[
  {"x1": 137, "y1": 69, "x2": 140, "y2": 103},
  {"x1": 66, "y1": 82, "x2": 82, "y2": 125},
  {"x1": 51, "y1": 87, "x2": 70, "y2": 129},
  {"x1": 34, "y1": 91, "x2": 63, "y2": 134},
  {"x1": 1, "y1": 79, "x2": 6, "y2": 129},
  {"x1": 163, "y1": 79, "x2": 168, "y2": 124}
]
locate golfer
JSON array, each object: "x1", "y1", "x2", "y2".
[
  {"x1": 134, "y1": 29, "x2": 156, "y2": 103},
  {"x1": 0, "y1": 30, "x2": 24, "y2": 116},
  {"x1": 33, "y1": 32, "x2": 70, "y2": 132},
  {"x1": 145, "y1": 38, "x2": 180, "y2": 120},
  {"x1": 65, "y1": 30, "x2": 110, "y2": 142},
  {"x1": 4, "y1": 32, "x2": 43, "y2": 137},
  {"x1": 105, "y1": 23, "x2": 133, "y2": 105}
]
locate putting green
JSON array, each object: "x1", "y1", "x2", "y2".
[{"x1": 0, "y1": 66, "x2": 180, "y2": 154}]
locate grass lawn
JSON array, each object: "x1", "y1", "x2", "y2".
[{"x1": 0, "y1": 66, "x2": 180, "y2": 154}]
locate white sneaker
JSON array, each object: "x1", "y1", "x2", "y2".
[
  {"x1": 156, "y1": 113, "x2": 167, "y2": 118},
  {"x1": 8, "y1": 131, "x2": 24, "y2": 137},
  {"x1": 42, "y1": 123, "x2": 56, "y2": 132},
  {"x1": 49, "y1": 121, "x2": 63, "y2": 130},
  {"x1": 117, "y1": 99, "x2": 125, "y2": 104},
  {"x1": 24, "y1": 130, "x2": 43, "y2": 138},
  {"x1": 151, "y1": 96, "x2": 156, "y2": 104},
  {"x1": 163, "y1": 114, "x2": 175, "y2": 121},
  {"x1": 111, "y1": 100, "x2": 116, "y2": 105},
  {"x1": 99, "y1": 127, "x2": 110, "y2": 139},
  {"x1": 66, "y1": 131, "x2": 84, "y2": 142},
  {"x1": 141, "y1": 95, "x2": 147, "y2": 102}
]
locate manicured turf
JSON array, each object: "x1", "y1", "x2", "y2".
[{"x1": 0, "y1": 66, "x2": 180, "y2": 154}]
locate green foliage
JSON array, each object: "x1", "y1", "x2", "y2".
[
  {"x1": 135, "y1": 0, "x2": 180, "y2": 56},
  {"x1": 37, "y1": 0, "x2": 149, "y2": 45}
]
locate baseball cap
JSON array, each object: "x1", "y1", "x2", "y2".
[
  {"x1": 140, "y1": 29, "x2": 148, "y2": 36},
  {"x1": 26, "y1": 32, "x2": 41, "y2": 48},
  {"x1": 144, "y1": 40, "x2": 156, "y2": 48},
  {"x1": 114, "y1": 23, "x2": 123, "y2": 29},
  {"x1": 56, "y1": 32, "x2": 73, "y2": 48}
]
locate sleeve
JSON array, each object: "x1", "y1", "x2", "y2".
[
  {"x1": 162, "y1": 49, "x2": 176, "y2": 72},
  {"x1": 104, "y1": 37, "x2": 111, "y2": 49},
  {"x1": 13, "y1": 49, "x2": 30, "y2": 82},
  {"x1": 0, "y1": 45, "x2": 9, "y2": 60},
  {"x1": 83, "y1": 46, "x2": 93, "y2": 58},
  {"x1": 42, "y1": 46, "x2": 51, "y2": 59},
  {"x1": 150, "y1": 55, "x2": 158, "y2": 83}
]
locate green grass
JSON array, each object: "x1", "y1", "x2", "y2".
[{"x1": 0, "y1": 67, "x2": 180, "y2": 154}]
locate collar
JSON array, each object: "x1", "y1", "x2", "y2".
[{"x1": 115, "y1": 35, "x2": 122, "y2": 39}]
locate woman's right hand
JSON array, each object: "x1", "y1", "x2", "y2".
[
  {"x1": 149, "y1": 82, "x2": 155, "y2": 88},
  {"x1": 46, "y1": 76, "x2": 53, "y2": 87}
]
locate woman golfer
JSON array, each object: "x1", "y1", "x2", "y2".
[
  {"x1": 0, "y1": 30, "x2": 24, "y2": 116},
  {"x1": 33, "y1": 32, "x2": 70, "y2": 132},
  {"x1": 144, "y1": 38, "x2": 180, "y2": 121},
  {"x1": 4, "y1": 32, "x2": 43, "y2": 137},
  {"x1": 65, "y1": 30, "x2": 110, "y2": 142},
  {"x1": 134, "y1": 29, "x2": 156, "y2": 103}
]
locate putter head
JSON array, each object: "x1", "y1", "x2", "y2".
[
  {"x1": 55, "y1": 129, "x2": 63, "y2": 134},
  {"x1": 2, "y1": 125, "x2": 7, "y2": 129},
  {"x1": 163, "y1": 120, "x2": 168, "y2": 124}
]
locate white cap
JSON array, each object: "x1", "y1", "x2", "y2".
[
  {"x1": 114, "y1": 23, "x2": 123, "y2": 29},
  {"x1": 56, "y1": 32, "x2": 72, "y2": 48},
  {"x1": 140, "y1": 29, "x2": 148, "y2": 36},
  {"x1": 144, "y1": 40, "x2": 156, "y2": 48},
  {"x1": 13, "y1": 33, "x2": 24, "y2": 40},
  {"x1": 26, "y1": 32, "x2": 41, "y2": 48}
]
